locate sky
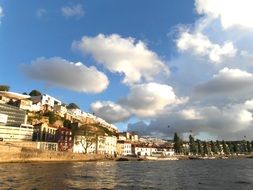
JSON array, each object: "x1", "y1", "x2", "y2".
[{"x1": 1, "y1": 0, "x2": 253, "y2": 140}]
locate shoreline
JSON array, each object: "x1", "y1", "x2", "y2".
[
  {"x1": 1, "y1": 142, "x2": 253, "y2": 164},
  {"x1": 0, "y1": 154, "x2": 252, "y2": 164}
]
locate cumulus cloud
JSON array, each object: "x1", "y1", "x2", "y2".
[
  {"x1": 127, "y1": 0, "x2": 253, "y2": 140},
  {"x1": 0, "y1": 5, "x2": 4, "y2": 23},
  {"x1": 120, "y1": 82, "x2": 188, "y2": 117},
  {"x1": 196, "y1": 0, "x2": 253, "y2": 29},
  {"x1": 177, "y1": 32, "x2": 237, "y2": 63},
  {"x1": 22, "y1": 57, "x2": 109, "y2": 93},
  {"x1": 61, "y1": 4, "x2": 84, "y2": 19},
  {"x1": 128, "y1": 100, "x2": 253, "y2": 140},
  {"x1": 195, "y1": 67, "x2": 253, "y2": 99},
  {"x1": 72, "y1": 34, "x2": 169, "y2": 84},
  {"x1": 90, "y1": 101, "x2": 131, "y2": 123}
]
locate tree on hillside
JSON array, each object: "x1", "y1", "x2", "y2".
[
  {"x1": 67, "y1": 103, "x2": 80, "y2": 109},
  {"x1": 29, "y1": 89, "x2": 42, "y2": 96},
  {"x1": 203, "y1": 141, "x2": 210, "y2": 156},
  {"x1": 196, "y1": 140, "x2": 203, "y2": 155},
  {"x1": 216, "y1": 140, "x2": 222, "y2": 154},
  {"x1": 210, "y1": 141, "x2": 217, "y2": 155},
  {"x1": 173, "y1": 133, "x2": 182, "y2": 154},
  {"x1": 0, "y1": 85, "x2": 10, "y2": 91},
  {"x1": 247, "y1": 141, "x2": 252, "y2": 153},
  {"x1": 232, "y1": 142, "x2": 239, "y2": 154},
  {"x1": 63, "y1": 119, "x2": 72, "y2": 129},
  {"x1": 43, "y1": 111, "x2": 57, "y2": 124},
  {"x1": 222, "y1": 140, "x2": 229, "y2": 155},
  {"x1": 189, "y1": 135, "x2": 197, "y2": 155},
  {"x1": 241, "y1": 140, "x2": 247, "y2": 153},
  {"x1": 74, "y1": 124, "x2": 105, "y2": 154},
  {"x1": 227, "y1": 142, "x2": 233, "y2": 154}
]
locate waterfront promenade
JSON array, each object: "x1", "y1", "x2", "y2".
[{"x1": 0, "y1": 142, "x2": 110, "y2": 163}]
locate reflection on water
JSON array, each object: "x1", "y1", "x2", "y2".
[{"x1": 0, "y1": 159, "x2": 253, "y2": 189}]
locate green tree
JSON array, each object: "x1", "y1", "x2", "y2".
[
  {"x1": 210, "y1": 141, "x2": 217, "y2": 154},
  {"x1": 67, "y1": 103, "x2": 80, "y2": 109},
  {"x1": 222, "y1": 140, "x2": 229, "y2": 155},
  {"x1": 227, "y1": 142, "x2": 233, "y2": 154},
  {"x1": 173, "y1": 133, "x2": 182, "y2": 154},
  {"x1": 189, "y1": 135, "x2": 197, "y2": 155},
  {"x1": 29, "y1": 89, "x2": 42, "y2": 96},
  {"x1": 246, "y1": 141, "x2": 252, "y2": 153},
  {"x1": 203, "y1": 141, "x2": 210, "y2": 156},
  {"x1": 63, "y1": 119, "x2": 72, "y2": 129},
  {"x1": 232, "y1": 142, "x2": 239, "y2": 154},
  {"x1": 196, "y1": 140, "x2": 203, "y2": 155},
  {"x1": 241, "y1": 140, "x2": 247, "y2": 153},
  {"x1": 74, "y1": 124, "x2": 105, "y2": 154},
  {"x1": 0, "y1": 85, "x2": 10, "y2": 91},
  {"x1": 216, "y1": 140, "x2": 222, "y2": 154},
  {"x1": 43, "y1": 111, "x2": 57, "y2": 124}
]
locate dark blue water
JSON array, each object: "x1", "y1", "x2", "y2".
[{"x1": 0, "y1": 159, "x2": 253, "y2": 190}]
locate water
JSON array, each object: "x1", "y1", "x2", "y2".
[{"x1": 0, "y1": 159, "x2": 253, "y2": 190}]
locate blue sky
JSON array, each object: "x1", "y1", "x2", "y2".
[
  {"x1": 2, "y1": 0, "x2": 253, "y2": 140},
  {"x1": 0, "y1": 0, "x2": 195, "y2": 107}
]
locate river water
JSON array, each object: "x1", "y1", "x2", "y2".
[{"x1": 0, "y1": 159, "x2": 253, "y2": 190}]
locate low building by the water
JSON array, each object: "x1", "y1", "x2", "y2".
[
  {"x1": 0, "y1": 124, "x2": 34, "y2": 141},
  {"x1": 0, "y1": 103, "x2": 34, "y2": 141},
  {"x1": 116, "y1": 140, "x2": 133, "y2": 156},
  {"x1": 73, "y1": 134, "x2": 117, "y2": 155},
  {"x1": 56, "y1": 127, "x2": 73, "y2": 151},
  {"x1": 97, "y1": 135, "x2": 117, "y2": 155},
  {"x1": 33, "y1": 123, "x2": 58, "y2": 142}
]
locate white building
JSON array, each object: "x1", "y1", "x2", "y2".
[
  {"x1": 98, "y1": 136, "x2": 117, "y2": 155},
  {"x1": 134, "y1": 146, "x2": 157, "y2": 156},
  {"x1": 0, "y1": 124, "x2": 34, "y2": 141},
  {"x1": 117, "y1": 141, "x2": 132, "y2": 156},
  {"x1": 134, "y1": 146, "x2": 175, "y2": 157},
  {"x1": 31, "y1": 94, "x2": 61, "y2": 111},
  {"x1": 54, "y1": 105, "x2": 67, "y2": 117},
  {"x1": 73, "y1": 135, "x2": 97, "y2": 154},
  {"x1": 67, "y1": 108, "x2": 82, "y2": 117},
  {"x1": 73, "y1": 135, "x2": 117, "y2": 155},
  {"x1": 0, "y1": 91, "x2": 33, "y2": 111},
  {"x1": 139, "y1": 136, "x2": 167, "y2": 145}
]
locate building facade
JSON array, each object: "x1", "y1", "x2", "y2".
[
  {"x1": 56, "y1": 127, "x2": 73, "y2": 151},
  {"x1": 0, "y1": 103, "x2": 27, "y2": 126},
  {"x1": 116, "y1": 141, "x2": 132, "y2": 156}
]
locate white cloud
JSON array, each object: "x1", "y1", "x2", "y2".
[
  {"x1": 90, "y1": 101, "x2": 131, "y2": 123},
  {"x1": 72, "y1": 34, "x2": 169, "y2": 84},
  {"x1": 195, "y1": 67, "x2": 253, "y2": 98},
  {"x1": 177, "y1": 32, "x2": 237, "y2": 63},
  {"x1": 180, "y1": 108, "x2": 203, "y2": 120},
  {"x1": 121, "y1": 82, "x2": 187, "y2": 117},
  {"x1": 36, "y1": 9, "x2": 47, "y2": 18},
  {"x1": 22, "y1": 57, "x2": 109, "y2": 93},
  {"x1": 196, "y1": 0, "x2": 253, "y2": 29},
  {"x1": 0, "y1": 5, "x2": 4, "y2": 23},
  {"x1": 128, "y1": 100, "x2": 253, "y2": 140},
  {"x1": 61, "y1": 4, "x2": 84, "y2": 19},
  {"x1": 127, "y1": 0, "x2": 253, "y2": 140}
]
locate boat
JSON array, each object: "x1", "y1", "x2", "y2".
[{"x1": 145, "y1": 156, "x2": 178, "y2": 161}]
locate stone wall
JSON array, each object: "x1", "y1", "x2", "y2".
[{"x1": 0, "y1": 142, "x2": 108, "y2": 163}]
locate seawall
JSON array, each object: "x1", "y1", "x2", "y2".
[{"x1": 0, "y1": 142, "x2": 108, "y2": 163}]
